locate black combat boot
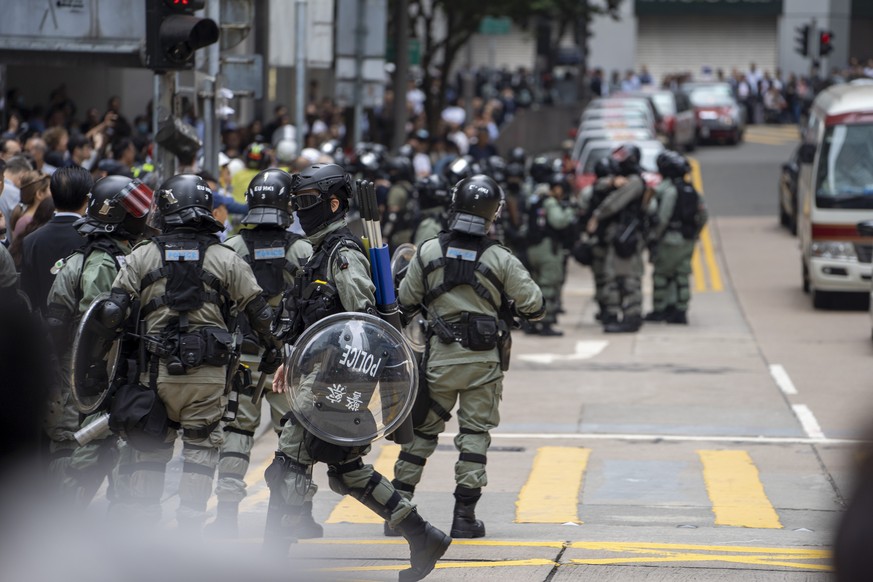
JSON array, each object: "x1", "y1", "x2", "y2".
[
  {"x1": 298, "y1": 501, "x2": 324, "y2": 539},
  {"x1": 450, "y1": 487, "x2": 486, "y2": 538},
  {"x1": 604, "y1": 315, "x2": 643, "y2": 333},
  {"x1": 205, "y1": 500, "x2": 239, "y2": 538},
  {"x1": 665, "y1": 309, "x2": 688, "y2": 325},
  {"x1": 537, "y1": 323, "x2": 564, "y2": 337},
  {"x1": 644, "y1": 310, "x2": 666, "y2": 322},
  {"x1": 395, "y1": 510, "x2": 452, "y2": 582},
  {"x1": 384, "y1": 520, "x2": 403, "y2": 537}
]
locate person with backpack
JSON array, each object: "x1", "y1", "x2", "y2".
[
  {"x1": 206, "y1": 169, "x2": 314, "y2": 538},
  {"x1": 585, "y1": 144, "x2": 648, "y2": 333},
  {"x1": 44, "y1": 175, "x2": 153, "y2": 501},
  {"x1": 645, "y1": 151, "x2": 708, "y2": 324},
  {"x1": 524, "y1": 172, "x2": 576, "y2": 336}
]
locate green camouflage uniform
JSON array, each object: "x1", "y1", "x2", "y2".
[
  {"x1": 111, "y1": 238, "x2": 264, "y2": 526},
  {"x1": 580, "y1": 180, "x2": 615, "y2": 314},
  {"x1": 525, "y1": 188, "x2": 575, "y2": 326},
  {"x1": 651, "y1": 180, "x2": 701, "y2": 313},
  {"x1": 393, "y1": 235, "x2": 544, "y2": 502},
  {"x1": 591, "y1": 175, "x2": 646, "y2": 321},
  {"x1": 44, "y1": 238, "x2": 131, "y2": 500},
  {"x1": 213, "y1": 231, "x2": 312, "y2": 506}
]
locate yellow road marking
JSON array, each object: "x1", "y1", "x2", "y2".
[
  {"x1": 688, "y1": 158, "x2": 724, "y2": 292},
  {"x1": 303, "y1": 539, "x2": 829, "y2": 573},
  {"x1": 326, "y1": 444, "x2": 400, "y2": 524},
  {"x1": 746, "y1": 136, "x2": 795, "y2": 146},
  {"x1": 698, "y1": 450, "x2": 782, "y2": 529},
  {"x1": 515, "y1": 447, "x2": 589, "y2": 524}
]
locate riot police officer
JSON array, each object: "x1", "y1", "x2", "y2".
[
  {"x1": 392, "y1": 175, "x2": 545, "y2": 539},
  {"x1": 264, "y1": 163, "x2": 450, "y2": 582},
  {"x1": 384, "y1": 156, "x2": 417, "y2": 249},
  {"x1": 207, "y1": 169, "x2": 314, "y2": 538},
  {"x1": 100, "y1": 173, "x2": 281, "y2": 529},
  {"x1": 410, "y1": 174, "x2": 450, "y2": 246},
  {"x1": 579, "y1": 157, "x2": 620, "y2": 322},
  {"x1": 525, "y1": 172, "x2": 576, "y2": 336},
  {"x1": 586, "y1": 144, "x2": 647, "y2": 333},
  {"x1": 646, "y1": 151, "x2": 707, "y2": 324},
  {"x1": 45, "y1": 175, "x2": 153, "y2": 501},
  {"x1": 502, "y1": 147, "x2": 530, "y2": 255}
]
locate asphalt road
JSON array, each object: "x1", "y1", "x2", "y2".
[{"x1": 73, "y1": 125, "x2": 868, "y2": 581}]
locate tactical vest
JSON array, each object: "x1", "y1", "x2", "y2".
[
  {"x1": 297, "y1": 227, "x2": 367, "y2": 328},
  {"x1": 140, "y1": 232, "x2": 229, "y2": 323},
  {"x1": 669, "y1": 178, "x2": 704, "y2": 240},
  {"x1": 45, "y1": 236, "x2": 126, "y2": 332},
  {"x1": 240, "y1": 228, "x2": 303, "y2": 298}
]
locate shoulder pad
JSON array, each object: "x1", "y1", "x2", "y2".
[{"x1": 132, "y1": 239, "x2": 153, "y2": 251}]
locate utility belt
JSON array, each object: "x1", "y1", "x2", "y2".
[
  {"x1": 145, "y1": 327, "x2": 237, "y2": 375},
  {"x1": 431, "y1": 311, "x2": 500, "y2": 352}
]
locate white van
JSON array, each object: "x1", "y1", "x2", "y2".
[{"x1": 797, "y1": 81, "x2": 873, "y2": 309}]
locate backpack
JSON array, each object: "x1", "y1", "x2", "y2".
[{"x1": 672, "y1": 179, "x2": 708, "y2": 240}]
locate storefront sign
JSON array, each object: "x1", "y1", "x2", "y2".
[{"x1": 635, "y1": 0, "x2": 783, "y2": 16}]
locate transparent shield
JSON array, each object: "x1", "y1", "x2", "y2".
[
  {"x1": 70, "y1": 293, "x2": 122, "y2": 414},
  {"x1": 284, "y1": 312, "x2": 418, "y2": 446},
  {"x1": 390, "y1": 242, "x2": 417, "y2": 284}
]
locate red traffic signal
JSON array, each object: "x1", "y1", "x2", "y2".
[{"x1": 819, "y1": 30, "x2": 834, "y2": 57}]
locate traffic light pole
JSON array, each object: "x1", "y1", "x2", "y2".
[
  {"x1": 202, "y1": 0, "x2": 221, "y2": 177},
  {"x1": 153, "y1": 72, "x2": 177, "y2": 183},
  {"x1": 295, "y1": 0, "x2": 307, "y2": 138}
]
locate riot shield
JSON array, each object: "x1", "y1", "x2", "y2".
[
  {"x1": 390, "y1": 242, "x2": 417, "y2": 286},
  {"x1": 70, "y1": 293, "x2": 123, "y2": 415},
  {"x1": 284, "y1": 312, "x2": 418, "y2": 447}
]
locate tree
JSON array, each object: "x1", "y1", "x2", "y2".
[{"x1": 401, "y1": 0, "x2": 623, "y2": 134}]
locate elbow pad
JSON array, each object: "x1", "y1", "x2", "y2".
[
  {"x1": 245, "y1": 295, "x2": 275, "y2": 338},
  {"x1": 520, "y1": 298, "x2": 546, "y2": 323},
  {"x1": 96, "y1": 288, "x2": 132, "y2": 336}
]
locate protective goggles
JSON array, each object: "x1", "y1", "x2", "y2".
[{"x1": 291, "y1": 190, "x2": 323, "y2": 211}]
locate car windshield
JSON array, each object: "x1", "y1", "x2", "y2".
[
  {"x1": 648, "y1": 93, "x2": 676, "y2": 115},
  {"x1": 687, "y1": 85, "x2": 734, "y2": 107},
  {"x1": 815, "y1": 123, "x2": 873, "y2": 208}
]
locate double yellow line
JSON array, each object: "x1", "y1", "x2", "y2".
[{"x1": 688, "y1": 158, "x2": 723, "y2": 293}]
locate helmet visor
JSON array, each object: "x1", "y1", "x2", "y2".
[{"x1": 117, "y1": 180, "x2": 154, "y2": 218}]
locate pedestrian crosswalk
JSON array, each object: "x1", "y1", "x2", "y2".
[{"x1": 207, "y1": 440, "x2": 825, "y2": 532}]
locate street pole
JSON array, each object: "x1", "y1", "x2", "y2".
[
  {"x1": 154, "y1": 72, "x2": 177, "y2": 182},
  {"x1": 203, "y1": 0, "x2": 221, "y2": 176},
  {"x1": 391, "y1": 0, "x2": 409, "y2": 151},
  {"x1": 463, "y1": 41, "x2": 474, "y2": 128},
  {"x1": 295, "y1": 0, "x2": 307, "y2": 136},
  {"x1": 353, "y1": 0, "x2": 366, "y2": 145}
]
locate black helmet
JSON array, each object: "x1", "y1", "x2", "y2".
[
  {"x1": 656, "y1": 150, "x2": 691, "y2": 179},
  {"x1": 508, "y1": 147, "x2": 526, "y2": 165},
  {"x1": 155, "y1": 173, "x2": 223, "y2": 233},
  {"x1": 291, "y1": 163, "x2": 353, "y2": 201},
  {"x1": 594, "y1": 156, "x2": 619, "y2": 178},
  {"x1": 548, "y1": 172, "x2": 570, "y2": 193},
  {"x1": 76, "y1": 175, "x2": 154, "y2": 239},
  {"x1": 484, "y1": 155, "x2": 507, "y2": 185},
  {"x1": 448, "y1": 174, "x2": 504, "y2": 236},
  {"x1": 243, "y1": 168, "x2": 294, "y2": 227},
  {"x1": 397, "y1": 143, "x2": 415, "y2": 159},
  {"x1": 443, "y1": 156, "x2": 475, "y2": 185},
  {"x1": 529, "y1": 156, "x2": 552, "y2": 184},
  {"x1": 386, "y1": 155, "x2": 414, "y2": 183},
  {"x1": 414, "y1": 174, "x2": 450, "y2": 210},
  {"x1": 244, "y1": 142, "x2": 270, "y2": 170},
  {"x1": 611, "y1": 143, "x2": 642, "y2": 175}
]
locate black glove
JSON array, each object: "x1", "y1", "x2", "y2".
[{"x1": 258, "y1": 347, "x2": 282, "y2": 375}]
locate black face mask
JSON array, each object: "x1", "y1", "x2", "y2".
[{"x1": 297, "y1": 200, "x2": 335, "y2": 235}]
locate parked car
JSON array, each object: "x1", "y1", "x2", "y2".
[
  {"x1": 586, "y1": 97, "x2": 660, "y2": 131},
  {"x1": 682, "y1": 82, "x2": 745, "y2": 145},
  {"x1": 779, "y1": 145, "x2": 801, "y2": 234},
  {"x1": 581, "y1": 108, "x2": 656, "y2": 135},
  {"x1": 625, "y1": 89, "x2": 697, "y2": 151},
  {"x1": 571, "y1": 127, "x2": 656, "y2": 163}
]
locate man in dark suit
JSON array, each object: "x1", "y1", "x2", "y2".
[{"x1": 20, "y1": 167, "x2": 91, "y2": 311}]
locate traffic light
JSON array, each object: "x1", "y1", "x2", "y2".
[
  {"x1": 819, "y1": 30, "x2": 834, "y2": 57},
  {"x1": 794, "y1": 24, "x2": 810, "y2": 57},
  {"x1": 145, "y1": 0, "x2": 220, "y2": 71}
]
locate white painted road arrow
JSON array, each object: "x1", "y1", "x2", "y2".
[{"x1": 518, "y1": 340, "x2": 609, "y2": 364}]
